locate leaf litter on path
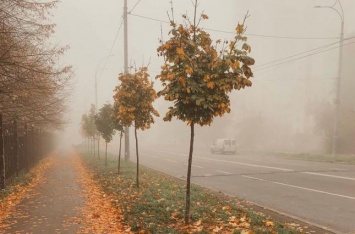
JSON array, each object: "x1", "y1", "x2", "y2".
[
  {"x1": 73, "y1": 153, "x2": 129, "y2": 233},
  {"x1": 0, "y1": 156, "x2": 54, "y2": 231}
]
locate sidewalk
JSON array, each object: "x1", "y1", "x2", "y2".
[
  {"x1": 0, "y1": 150, "x2": 127, "y2": 234},
  {"x1": 1, "y1": 152, "x2": 84, "y2": 233}
]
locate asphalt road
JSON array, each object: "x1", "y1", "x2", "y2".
[{"x1": 137, "y1": 146, "x2": 355, "y2": 234}]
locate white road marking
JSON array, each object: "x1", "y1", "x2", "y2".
[
  {"x1": 242, "y1": 175, "x2": 355, "y2": 200},
  {"x1": 195, "y1": 156, "x2": 294, "y2": 172},
  {"x1": 302, "y1": 172, "x2": 355, "y2": 181},
  {"x1": 184, "y1": 163, "x2": 203, "y2": 169},
  {"x1": 164, "y1": 159, "x2": 178, "y2": 163},
  {"x1": 151, "y1": 150, "x2": 294, "y2": 171},
  {"x1": 216, "y1": 170, "x2": 232, "y2": 175}
]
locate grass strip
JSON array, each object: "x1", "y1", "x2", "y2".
[{"x1": 80, "y1": 151, "x2": 303, "y2": 234}]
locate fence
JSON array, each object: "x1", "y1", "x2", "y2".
[{"x1": 0, "y1": 113, "x2": 54, "y2": 190}]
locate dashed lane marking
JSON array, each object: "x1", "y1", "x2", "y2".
[
  {"x1": 242, "y1": 175, "x2": 355, "y2": 200},
  {"x1": 216, "y1": 170, "x2": 232, "y2": 175}
]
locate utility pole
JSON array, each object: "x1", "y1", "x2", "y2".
[
  {"x1": 315, "y1": 0, "x2": 344, "y2": 156},
  {"x1": 123, "y1": 0, "x2": 130, "y2": 161},
  {"x1": 333, "y1": 19, "x2": 344, "y2": 156}
]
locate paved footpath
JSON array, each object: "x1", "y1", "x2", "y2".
[{"x1": 1, "y1": 151, "x2": 85, "y2": 234}]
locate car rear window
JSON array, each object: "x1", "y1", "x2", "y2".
[{"x1": 224, "y1": 139, "x2": 231, "y2": 145}]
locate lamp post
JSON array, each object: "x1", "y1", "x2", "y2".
[{"x1": 315, "y1": 0, "x2": 344, "y2": 156}]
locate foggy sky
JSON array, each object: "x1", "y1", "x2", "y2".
[{"x1": 52, "y1": 0, "x2": 355, "y2": 151}]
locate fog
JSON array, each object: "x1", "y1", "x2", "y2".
[{"x1": 54, "y1": 0, "x2": 355, "y2": 154}]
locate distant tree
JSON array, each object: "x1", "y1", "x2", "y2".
[
  {"x1": 80, "y1": 114, "x2": 90, "y2": 152},
  {"x1": 314, "y1": 102, "x2": 355, "y2": 154},
  {"x1": 112, "y1": 100, "x2": 125, "y2": 174},
  {"x1": 88, "y1": 105, "x2": 98, "y2": 157},
  {"x1": 156, "y1": 1, "x2": 255, "y2": 224},
  {"x1": 113, "y1": 67, "x2": 159, "y2": 188},
  {"x1": 95, "y1": 104, "x2": 116, "y2": 166}
]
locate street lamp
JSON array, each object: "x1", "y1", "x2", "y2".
[{"x1": 315, "y1": 0, "x2": 344, "y2": 156}]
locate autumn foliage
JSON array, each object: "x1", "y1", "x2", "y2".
[
  {"x1": 113, "y1": 67, "x2": 159, "y2": 188},
  {"x1": 156, "y1": 11, "x2": 254, "y2": 126},
  {"x1": 156, "y1": 1, "x2": 255, "y2": 224}
]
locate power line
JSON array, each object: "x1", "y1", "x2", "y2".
[
  {"x1": 129, "y1": 13, "x2": 338, "y2": 40},
  {"x1": 130, "y1": 13, "x2": 169, "y2": 23},
  {"x1": 128, "y1": 0, "x2": 142, "y2": 14},
  {"x1": 255, "y1": 36, "x2": 355, "y2": 69},
  {"x1": 254, "y1": 41, "x2": 355, "y2": 73},
  {"x1": 98, "y1": 16, "x2": 124, "y2": 80}
]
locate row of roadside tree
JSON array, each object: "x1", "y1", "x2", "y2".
[
  {"x1": 80, "y1": 1, "x2": 255, "y2": 225},
  {"x1": 0, "y1": 1, "x2": 72, "y2": 189}
]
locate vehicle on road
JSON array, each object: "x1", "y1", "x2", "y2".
[{"x1": 210, "y1": 138, "x2": 237, "y2": 154}]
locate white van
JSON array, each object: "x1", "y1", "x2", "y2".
[{"x1": 210, "y1": 138, "x2": 237, "y2": 154}]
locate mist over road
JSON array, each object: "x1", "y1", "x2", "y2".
[{"x1": 137, "y1": 146, "x2": 355, "y2": 234}]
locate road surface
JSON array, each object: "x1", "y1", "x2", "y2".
[{"x1": 137, "y1": 146, "x2": 355, "y2": 234}]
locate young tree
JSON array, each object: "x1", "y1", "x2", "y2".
[
  {"x1": 156, "y1": 1, "x2": 255, "y2": 224},
  {"x1": 87, "y1": 105, "x2": 97, "y2": 157},
  {"x1": 112, "y1": 100, "x2": 125, "y2": 174},
  {"x1": 113, "y1": 67, "x2": 159, "y2": 188},
  {"x1": 95, "y1": 104, "x2": 115, "y2": 166},
  {"x1": 80, "y1": 114, "x2": 90, "y2": 152}
]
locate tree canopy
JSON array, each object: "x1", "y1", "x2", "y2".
[
  {"x1": 156, "y1": 11, "x2": 254, "y2": 127},
  {"x1": 95, "y1": 104, "x2": 115, "y2": 143}
]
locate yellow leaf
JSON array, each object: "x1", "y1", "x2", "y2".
[
  {"x1": 176, "y1": 47, "x2": 185, "y2": 56},
  {"x1": 185, "y1": 67, "x2": 193, "y2": 75},
  {"x1": 232, "y1": 61, "x2": 240, "y2": 69},
  {"x1": 201, "y1": 14, "x2": 209, "y2": 19},
  {"x1": 236, "y1": 24, "x2": 244, "y2": 34},
  {"x1": 207, "y1": 81, "x2": 215, "y2": 89},
  {"x1": 194, "y1": 219, "x2": 202, "y2": 226},
  {"x1": 265, "y1": 220, "x2": 274, "y2": 227}
]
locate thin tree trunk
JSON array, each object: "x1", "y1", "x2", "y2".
[
  {"x1": 98, "y1": 135, "x2": 100, "y2": 160},
  {"x1": 135, "y1": 126, "x2": 139, "y2": 188},
  {"x1": 105, "y1": 141, "x2": 107, "y2": 167},
  {"x1": 13, "y1": 120, "x2": 19, "y2": 176},
  {"x1": 118, "y1": 131, "x2": 122, "y2": 174},
  {"x1": 93, "y1": 136, "x2": 96, "y2": 158},
  {"x1": 0, "y1": 114, "x2": 5, "y2": 190},
  {"x1": 185, "y1": 123, "x2": 195, "y2": 225}
]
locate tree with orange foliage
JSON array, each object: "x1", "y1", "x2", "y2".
[
  {"x1": 156, "y1": 0, "x2": 255, "y2": 224},
  {"x1": 113, "y1": 67, "x2": 159, "y2": 188}
]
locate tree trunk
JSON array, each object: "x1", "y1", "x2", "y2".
[
  {"x1": 0, "y1": 114, "x2": 5, "y2": 190},
  {"x1": 118, "y1": 131, "x2": 123, "y2": 174},
  {"x1": 93, "y1": 136, "x2": 96, "y2": 158},
  {"x1": 13, "y1": 120, "x2": 19, "y2": 176},
  {"x1": 105, "y1": 141, "x2": 108, "y2": 167},
  {"x1": 185, "y1": 123, "x2": 195, "y2": 225},
  {"x1": 135, "y1": 126, "x2": 139, "y2": 188},
  {"x1": 98, "y1": 135, "x2": 100, "y2": 160}
]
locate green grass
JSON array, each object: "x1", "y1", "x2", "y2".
[{"x1": 80, "y1": 150, "x2": 302, "y2": 234}]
